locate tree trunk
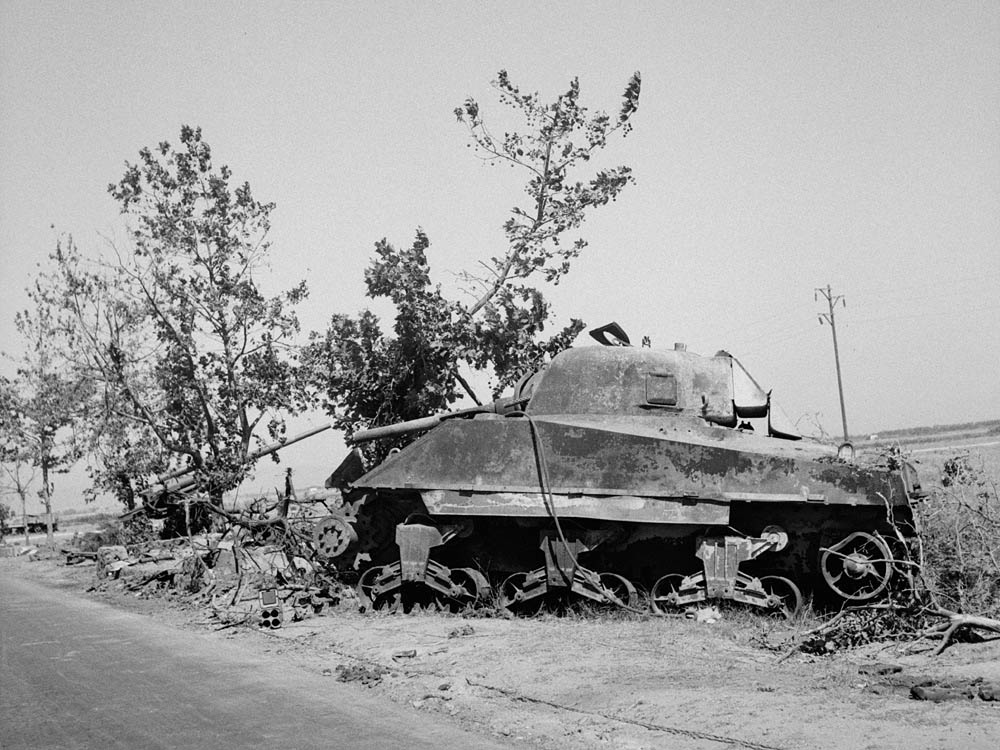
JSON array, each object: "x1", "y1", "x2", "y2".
[
  {"x1": 116, "y1": 472, "x2": 136, "y2": 511},
  {"x1": 20, "y1": 490, "x2": 29, "y2": 546},
  {"x1": 41, "y1": 464, "x2": 54, "y2": 547}
]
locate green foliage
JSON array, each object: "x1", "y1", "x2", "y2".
[
  {"x1": 305, "y1": 71, "x2": 641, "y2": 452},
  {"x1": 47, "y1": 126, "x2": 309, "y2": 508}
]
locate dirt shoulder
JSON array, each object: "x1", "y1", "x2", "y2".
[{"x1": 4, "y1": 554, "x2": 999, "y2": 750}]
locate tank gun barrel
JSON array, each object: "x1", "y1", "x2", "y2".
[
  {"x1": 350, "y1": 415, "x2": 448, "y2": 444},
  {"x1": 350, "y1": 403, "x2": 517, "y2": 445}
]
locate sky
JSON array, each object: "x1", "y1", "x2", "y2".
[{"x1": 1, "y1": 1, "x2": 998, "y2": 511}]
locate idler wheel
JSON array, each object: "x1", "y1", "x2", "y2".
[
  {"x1": 598, "y1": 572, "x2": 639, "y2": 608},
  {"x1": 649, "y1": 573, "x2": 690, "y2": 615},
  {"x1": 760, "y1": 575, "x2": 803, "y2": 618},
  {"x1": 357, "y1": 564, "x2": 401, "y2": 612},
  {"x1": 821, "y1": 531, "x2": 893, "y2": 602}
]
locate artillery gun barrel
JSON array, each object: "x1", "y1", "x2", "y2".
[{"x1": 145, "y1": 423, "x2": 334, "y2": 497}]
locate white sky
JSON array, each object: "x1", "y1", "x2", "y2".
[{"x1": 1, "y1": 1, "x2": 998, "y2": 510}]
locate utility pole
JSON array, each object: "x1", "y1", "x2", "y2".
[{"x1": 816, "y1": 285, "x2": 850, "y2": 443}]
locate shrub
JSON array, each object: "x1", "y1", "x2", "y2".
[{"x1": 913, "y1": 453, "x2": 1000, "y2": 617}]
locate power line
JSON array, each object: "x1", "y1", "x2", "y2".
[
  {"x1": 714, "y1": 301, "x2": 814, "y2": 342},
  {"x1": 847, "y1": 274, "x2": 992, "y2": 302},
  {"x1": 739, "y1": 323, "x2": 818, "y2": 351},
  {"x1": 846, "y1": 301, "x2": 1000, "y2": 326}
]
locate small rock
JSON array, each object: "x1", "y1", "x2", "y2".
[
  {"x1": 695, "y1": 606, "x2": 721, "y2": 623},
  {"x1": 448, "y1": 624, "x2": 475, "y2": 638},
  {"x1": 393, "y1": 649, "x2": 417, "y2": 660},
  {"x1": 977, "y1": 683, "x2": 1000, "y2": 701},
  {"x1": 438, "y1": 682, "x2": 451, "y2": 691},
  {"x1": 910, "y1": 685, "x2": 972, "y2": 702}
]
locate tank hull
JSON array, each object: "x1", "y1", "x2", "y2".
[
  {"x1": 339, "y1": 339, "x2": 919, "y2": 612},
  {"x1": 350, "y1": 413, "x2": 914, "y2": 598},
  {"x1": 356, "y1": 413, "x2": 909, "y2": 515}
]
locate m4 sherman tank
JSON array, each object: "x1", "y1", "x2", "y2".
[{"x1": 322, "y1": 323, "x2": 922, "y2": 616}]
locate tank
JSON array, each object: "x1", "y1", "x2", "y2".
[{"x1": 320, "y1": 323, "x2": 922, "y2": 616}]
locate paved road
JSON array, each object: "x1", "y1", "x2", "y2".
[{"x1": 0, "y1": 573, "x2": 510, "y2": 749}]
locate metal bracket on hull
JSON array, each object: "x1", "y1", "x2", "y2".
[
  {"x1": 650, "y1": 526, "x2": 802, "y2": 616},
  {"x1": 499, "y1": 533, "x2": 638, "y2": 613},
  {"x1": 356, "y1": 522, "x2": 489, "y2": 612}
]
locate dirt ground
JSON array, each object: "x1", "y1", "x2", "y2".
[{"x1": 4, "y1": 553, "x2": 998, "y2": 750}]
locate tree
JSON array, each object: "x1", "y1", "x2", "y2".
[
  {"x1": 83, "y1": 399, "x2": 166, "y2": 511},
  {"x1": 38, "y1": 237, "x2": 172, "y2": 511},
  {"x1": 0, "y1": 501, "x2": 12, "y2": 541},
  {"x1": 0, "y1": 291, "x2": 92, "y2": 545},
  {"x1": 0, "y1": 458, "x2": 35, "y2": 546},
  {"x1": 305, "y1": 71, "x2": 640, "y2": 454},
  {"x1": 48, "y1": 126, "x2": 309, "y2": 520}
]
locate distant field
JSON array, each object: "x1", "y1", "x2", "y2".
[
  {"x1": 59, "y1": 510, "x2": 117, "y2": 524},
  {"x1": 855, "y1": 419, "x2": 1000, "y2": 487},
  {"x1": 855, "y1": 418, "x2": 1000, "y2": 447}
]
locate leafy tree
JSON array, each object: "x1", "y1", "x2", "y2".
[
  {"x1": 48, "y1": 127, "x2": 309, "y2": 519},
  {"x1": 84, "y1": 399, "x2": 166, "y2": 511},
  {"x1": 0, "y1": 291, "x2": 92, "y2": 545},
  {"x1": 305, "y1": 71, "x2": 641, "y2": 454},
  {"x1": 32, "y1": 240, "x2": 169, "y2": 511},
  {"x1": 0, "y1": 501, "x2": 12, "y2": 541}
]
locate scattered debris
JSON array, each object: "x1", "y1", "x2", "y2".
[
  {"x1": 791, "y1": 602, "x2": 1000, "y2": 657},
  {"x1": 61, "y1": 548, "x2": 97, "y2": 565},
  {"x1": 96, "y1": 545, "x2": 130, "y2": 576},
  {"x1": 858, "y1": 663, "x2": 903, "y2": 676},
  {"x1": 335, "y1": 663, "x2": 388, "y2": 687},
  {"x1": 908, "y1": 678, "x2": 1000, "y2": 702}
]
